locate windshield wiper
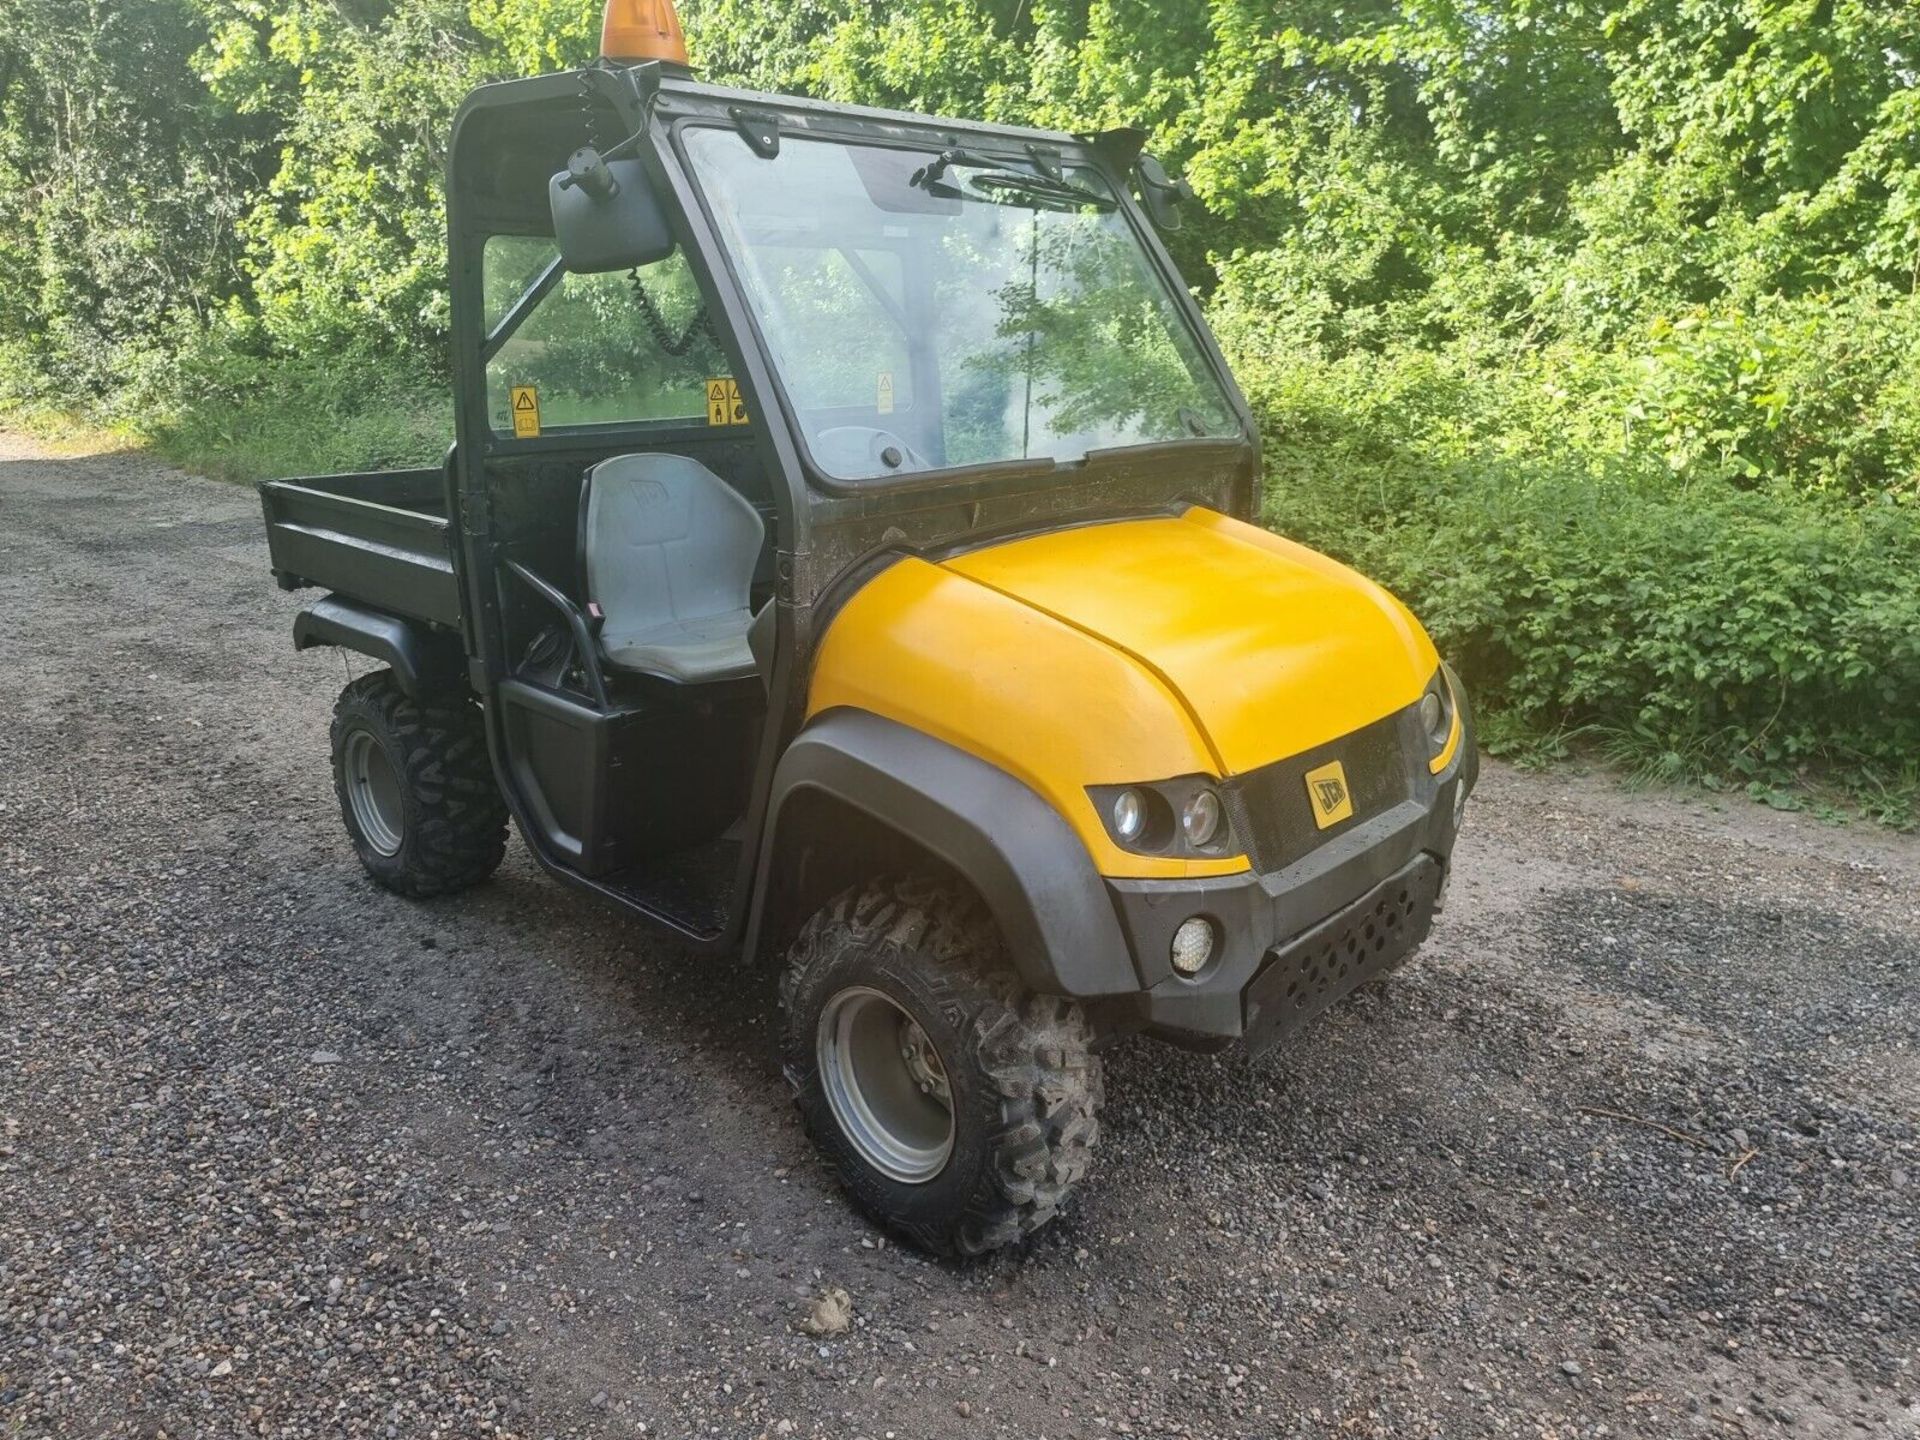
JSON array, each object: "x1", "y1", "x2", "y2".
[
  {"x1": 910, "y1": 148, "x2": 1115, "y2": 212},
  {"x1": 968, "y1": 170, "x2": 1115, "y2": 212}
]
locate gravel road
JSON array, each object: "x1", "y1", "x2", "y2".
[{"x1": 2, "y1": 432, "x2": 1916, "y2": 1439}]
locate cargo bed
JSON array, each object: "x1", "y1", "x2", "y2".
[{"x1": 258, "y1": 467, "x2": 461, "y2": 629}]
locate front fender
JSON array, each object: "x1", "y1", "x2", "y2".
[{"x1": 746, "y1": 708, "x2": 1139, "y2": 997}]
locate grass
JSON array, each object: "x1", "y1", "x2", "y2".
[
  {"x1": 147, "y1": 367, "x2": 451, "y2": 485},
  {"x1": 3, "y1": 344, "x2": 452, "y2": 485},
  {"x1": 0, "y1": 399, "x2": 145, "y2": 457},
  {"x1": 1590, "y1": 721, "x2": 1918, "y2": 829}
]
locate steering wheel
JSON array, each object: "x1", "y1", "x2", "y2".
[{"x1": 813, "y1": 425, "x2": 927, "y2": 479}]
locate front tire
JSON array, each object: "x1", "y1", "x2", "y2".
[
  {"x1": 780, "y1": 875, "x2": 1103, "y2": 1256},
  {"x1": 329, "y1": 670, "x2": 508, "y2": 897}
]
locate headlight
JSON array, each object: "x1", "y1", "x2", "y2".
[
  {"x1": 1090, "y1": 779, "x2": 1233, "y2": 857},
  {"x1": 1420, "y1": 670, "x2": 1457, "y2": 761},
  {"x1": 1181, "y1": 789, "x2": 1223, "y2": 846}
]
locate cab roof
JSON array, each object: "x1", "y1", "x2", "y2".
[{"x1": 653, "y1": 72, "x2": 1085, "y2": 150}]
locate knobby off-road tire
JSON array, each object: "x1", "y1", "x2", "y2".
[
  {"x1": 329, "y1": 670, "x2": 508, "y2": 898},
  {"x1": 780, "y1": 875, "x2": 1103, "y2": 1256}
]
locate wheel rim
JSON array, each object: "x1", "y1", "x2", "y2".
[
  {"x1": 817, "y1": 986, "x2": 955, "y2": 1185},
  {"x1": 344, "y1": 728, "x2": 405, "y2": 857}
]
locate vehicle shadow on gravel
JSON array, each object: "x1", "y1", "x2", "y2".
[
  {"x1": 330, "y1": 855, "x2": 814, "y2": 1183},
  {"x1": 391, "y1": 862, "x2": 1920, "y2": 1314}
]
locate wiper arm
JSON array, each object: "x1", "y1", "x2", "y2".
[
  {"x1": 968, "y1": 169, "x2": 1115, "y2": 212},
  {"x1": 910, "y1": 148, "x2": 1115, "y2": 212}
]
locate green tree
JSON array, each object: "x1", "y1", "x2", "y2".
[{"x1": 0, "y1": 0, "x2": 273, "y2": 389}]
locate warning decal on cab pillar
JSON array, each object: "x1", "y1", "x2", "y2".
[
  {"x1": 510, "y1": 386, "x2": 541, "y2": 438},
  {"x1": 706, "y1": 377, "x2": 748, "y2": 426}
]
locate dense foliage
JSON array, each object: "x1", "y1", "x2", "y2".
[{"x1": 1, "y1": 0, "x2": 1915, "y2": 811}]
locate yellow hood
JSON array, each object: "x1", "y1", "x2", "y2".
[
  {"x1": 942, "y1": 509, "x2": 1439, "y2": 776},
  {"x1": 806, "y1": 507, "x2": 1443, "y2": 879}
]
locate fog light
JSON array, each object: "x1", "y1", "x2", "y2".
[
  {"x1": 1420, "y1": 690, "x2": 1443, "y2": 736},
  {"x1": 1170, "y1": 916, "x2": 1215, "y2": 976},
  {"x1": 1112, "y1": 788, "x2": 1147, "y2": 842}
]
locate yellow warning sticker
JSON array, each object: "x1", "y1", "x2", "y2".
[
  {"x1": 1304, "y1": 760, "x2": 1354, "y2": 830},
  {"x1": 876, "y1": 371, "x2": 895, "y2": 415},
  {"x1": 705, "y1": 377, "x2": 748, "y2": 427},
  {"x1": 509, "y1": 385, "x2": 541, "y2": 439}
]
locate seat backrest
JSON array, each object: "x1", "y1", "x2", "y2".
[{"x1": 582, "y1": 453, "x2": 764, "y2": 632}]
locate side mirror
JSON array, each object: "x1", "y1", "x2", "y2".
[
  {"x1": 1135, "y1": 153, "x2": 1193, "y2": 233},
  {"x1": 549, "y1": 146, "x2": 675, "y2": 273}
]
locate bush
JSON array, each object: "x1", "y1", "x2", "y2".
[
  {"x1": 130, "y1": 316, "x2": 449, "y2": 484},
  {"x1": 1625, "y1": 290, "x2": 1920, "y2": 496},
  {"x1": 1338, "y1": 476, "x2": 1919, "y2": 767},
  {"x1": 1243, "y1": 336, "x2": 1920, "y2": 812}
]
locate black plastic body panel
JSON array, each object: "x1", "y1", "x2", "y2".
[
  {"x1": 746, "y1": 708, "x2": 1137, "y2": 997},
  {"x1": 292, "y1": 595, "x2": 466, "y2": 700},
  {"x1": 1225, "y1": 706, "x2": 1411, "y2": 872},
  {"x1": 1241, "y1": 853, "x2": 1443, "y2": 1058},
  {"x1": 497, "y1": 677, "x2": 756, "y2": 876}
]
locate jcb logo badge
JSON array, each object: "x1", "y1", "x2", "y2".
[{"x1": 1305, "y1": 760, "x2": 1354, "y2": 829}]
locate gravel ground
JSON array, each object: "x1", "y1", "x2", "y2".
[{"x1": 2, "y1": 432, "x2": 1916, "y2": 1439}]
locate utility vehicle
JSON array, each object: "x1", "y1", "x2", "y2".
[{"x1": 259, "y1": 0, "x2": 1477, "y2": 1255}]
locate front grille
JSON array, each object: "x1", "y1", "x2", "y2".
[{"x1": 1224, "y1": 707, "x2": 1411, "y2": 872}]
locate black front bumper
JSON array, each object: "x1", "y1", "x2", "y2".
[
  {"x1": 1240, "y1": 853, "x2": 1442, "y2": 1057},
  {"x1": 1103, "y1": 703, "x2": 1474, "y2": 1051}
]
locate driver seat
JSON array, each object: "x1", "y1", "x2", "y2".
[{"x1": 581, "y1": 453, "x2": 763, "y2": 684}]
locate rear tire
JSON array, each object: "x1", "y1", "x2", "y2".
[
  {"x1": 329, "y1": 670, "x2": 508, "y2": 897},
  {"x1": 780, "y1": 874, "x2": 1103, "y2": 1256}
]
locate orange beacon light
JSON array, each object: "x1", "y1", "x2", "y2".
[{"x1": 600, "y1": 0, "x2": 690, "y2": 66}]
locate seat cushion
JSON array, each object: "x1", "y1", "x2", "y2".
[
  {"x1": 583, "y1": 453, "x2": 766, "y2": 686},
  {"x1": 601, "y1": 608, "x2": 758, "y2": 684}
]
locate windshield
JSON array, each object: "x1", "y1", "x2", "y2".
[{"x1": 683, "y1": 127, "x2": 1238, "y2": 483}]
